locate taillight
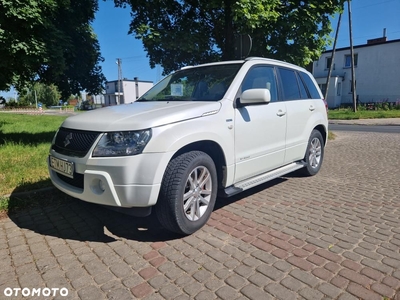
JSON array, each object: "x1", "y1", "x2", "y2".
[{"x1": 322, "y1": 99, "x2": 328, "y2": 112}]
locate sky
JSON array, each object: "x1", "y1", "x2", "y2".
[{"x1": 1, "y1": 0, "x2": 399, "y2": 99}]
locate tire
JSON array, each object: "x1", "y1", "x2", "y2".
[
  {"x1": 300, "y1": 129, "x2": 325, "y2": 176},
  {"x1": 155, "y1": 151, "x2": 218, "y2": 235}
]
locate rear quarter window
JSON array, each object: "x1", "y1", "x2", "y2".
[{"x1": 299, "y1": 72, "x2": 322, "y2": 99}]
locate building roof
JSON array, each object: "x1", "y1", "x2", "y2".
[
  {"x1": 322, "y1": 38, "x2": 400, "y2": 54},
  {"x1": 106, "y1": 79, "x2": 153, "y2": 84}
]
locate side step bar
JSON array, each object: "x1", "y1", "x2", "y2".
[{"x1": 220, "y1": 162, "x2": 305, "y2": 197}]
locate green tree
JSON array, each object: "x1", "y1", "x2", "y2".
[
  {"x1": 0, "y1": 0, "x2": 106, "y2": 98},
  {"x1": 114, "y1": 0, "x2": 345, "y2": 74},
  {"x1": 18, "y1": 83, "x2": 61, "y2": 107}
]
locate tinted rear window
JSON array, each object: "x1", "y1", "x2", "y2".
[
  {"x1": 299, "y1": 72, "x2": 321, "y2": 99},
  {"x1": 278, "y1": 68, "x2": 301, "y2": 100}
]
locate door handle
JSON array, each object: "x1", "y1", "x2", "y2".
[
  {"x1": 276, "y1": 110, "x2": 286, "y2": 117},
  {"x1": 309, "y1": 105, "x2": 315, "y2": 111}
]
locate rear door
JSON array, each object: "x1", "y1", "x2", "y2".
[{"x1": 278, "y1": 68, "x2": 322, "y2": 163}]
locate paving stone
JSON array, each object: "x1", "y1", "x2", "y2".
[
  {"x1": 225, "y1": 274, "x2": 247, "y2": 289},
  {"x1": 250, "y1": 250, "x2": 276, "y2": 264},
  {"x1": 286, "y1": 256, "x2": 314, "y2": 271},
  {"x1": 182, "y1": 281, "x2": 203, "y2": 296},
  {"x1": 176, "y1": 258, "x2": 201, "y2": 274},
  {"x1": 290, "y1": 269, "x2": 320, "y2": 288},
  {"x1": 195, "y1": 289, "x2": 216, "y2": 300},
  {"x1": 256, "y1": 265, "x2": 284, "y2": 281},
  {"x1": 205, "y1": 278, "x2": 224, "y2": 291},
  {"x1": 370, "y1": 283, "x2": 396, "y2": 298},
  {"x1": 175, "y1": 274, "x2": 195, "y2": 288},
  {"x1": 241, "y1": 284, "x2": 273, "y2": 300},
  {"x1": 139, "y1": 267, "x2": 158, "y2": 280},
  {"x1": 382, "y1": 257, "x2": 400, "y2": 269},
  {"x1": 280, "y1": 276, "x2": 305, "y2": 292},
  {"x1": 109, "y1": 262, "x2": 133, "y2": 278},
  {"x1": 361, "y1": 258, "x2": 393, "y2": 274},
  {"x1": 158, "y1": 284, "x2": 182, "y2": 299},
  {"x1": 346, "y1": 282, "x2": 381, "y2": 300},
  {"x1": 248, "y1": 273, "x2": 271, "y2": 287},
  {"x1": 317, "y1": 282, "x2": 343, "y2": 299},
  {"x1": 100, "y1": 279, "x2": 124, "y2": 293},
  {"x1": 215, "y1": 285, "x2": 239, "y2": 300},
  {"x1": 77, "y1": 285, "x2": 106, "y2": 300},
  {"x1": 272, "y1": 260, "x2": 292, "y2": 273},
  {"x1": 360, "y1": 267, "x2": 385, "y2": 281},
  {"x1": 131, "y1": 282, "x2": 153, "y2": 298},
  {"x1": 264, "y1": 282, "x2": 296, "y2": 300},
  {"x1": 148, "y1": 274, "x2": 169, "y2": 289},
  {"x1": 299, "y1": 287, "x2": 324, "y2": 300}
]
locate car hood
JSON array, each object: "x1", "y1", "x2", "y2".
[{"x1": 62, "y1": 101, "x2": 221, "y2": 131}]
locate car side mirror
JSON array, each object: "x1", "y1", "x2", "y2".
[{"x1": 240, "y1": 89, "x2": 271, "y2": 105}]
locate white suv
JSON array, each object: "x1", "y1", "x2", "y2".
[{"x1": 48, "y1": 57, "x2": 328, "y2": 235}]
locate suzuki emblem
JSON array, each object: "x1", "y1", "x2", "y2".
[{"x1": 64, "y1": 133, "x2": 73, "y2": 147}]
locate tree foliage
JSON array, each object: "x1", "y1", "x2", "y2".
[
  {"x1": 17, "y1": 83, "x2": 61, "y2": 107},
  {"x1": 0, "y1": 0, "x2": 106, "y2": 98},
  {"x1": 114, "y1": 0, "x2": 346, "y2": 74}
]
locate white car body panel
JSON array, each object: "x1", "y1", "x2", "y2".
[{"x1": 234, "y1": 102, "x2": 287, "y2": 182}]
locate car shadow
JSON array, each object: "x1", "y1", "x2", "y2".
[
  {"x1": 8, "y1": 178, "x2": 287, "y2": 243},
  {"x1": 7, "y1": 187, "x2": 181, "y2": 243},
  {"x1": 214, "y1": 177, "x2": 287, "y2": 211}
]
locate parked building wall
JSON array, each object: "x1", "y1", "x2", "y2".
[{"x1": 104, "y1": 79, "x2": 153, "y2": 106}]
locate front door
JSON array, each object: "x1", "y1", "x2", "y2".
[{"x1": 234, "y1": 65, "x2": 287, "y2": 183}]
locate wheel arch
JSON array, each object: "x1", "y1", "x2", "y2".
[
  {"x1": 314, "y1": 124, "x2": 327, "y2": 145},
  {"x1": 171, "y1": 140, "x2": 227, "y2": 189}
]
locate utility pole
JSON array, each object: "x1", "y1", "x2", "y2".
[
  {"x1": 116, "y1": 58, "x2": 123, "y2": 105},
  {"x1": 325, "y1": 13, "x2": 342, "y2": 101},
  {"x1": 348, "y1": 0, "x2": 357, "y2": 112},
  {"x1": 34, "y1": 89, "x2": 37, "y2": 109}
]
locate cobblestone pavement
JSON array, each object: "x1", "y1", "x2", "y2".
[{"x1": 1, "y1": 130, "x2": 400, "y2": 300}]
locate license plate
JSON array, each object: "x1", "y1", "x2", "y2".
[{"x1": 49, "y1": 156, "x2": 74, "y2": 178}]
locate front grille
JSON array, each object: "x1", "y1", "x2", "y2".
[
  {"x1": 52, "y1": 127, "x2": 100, "y2": 157},
  {"x1": 56, "y1": 172, "x2": 84, "y2": 189}
]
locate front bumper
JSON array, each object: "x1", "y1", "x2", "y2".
[{"x1": 48, "y1": 151, "x2": 173, "y2": 208}]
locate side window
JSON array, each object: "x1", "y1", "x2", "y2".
[
  {"x1": 278, "y1": 68, "x2": 300, "y2": 101},
  {"x1": 299, "y1": 72, "x2": 321, "y2": 99},
  {"x1": 296, "y1": 72, "x2": 309, "y2": 99},
  {"x1": 241, "y1": 66, "x2": 278, "y2": 102}
]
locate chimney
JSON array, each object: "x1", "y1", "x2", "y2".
[{"x1": 383, "y1": 28, "x2": 387, "y2": 38}]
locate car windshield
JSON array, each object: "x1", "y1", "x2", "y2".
[{"x1": 138, "y1": 63, "x2": 242, "y2": 102}]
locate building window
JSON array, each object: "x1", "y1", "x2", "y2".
[
  {"x1": 326, "y1": 57, "x2": 332, "y2": 69},
  {"x1": 344, "y1": 54, "x2": 358, "y2": 68},
  {"x1": 337, "y1": 82, "x2": 341, "y2": 96},
  {"x1": 349, "y1": 80, "x2": 356, "y2": 93}
]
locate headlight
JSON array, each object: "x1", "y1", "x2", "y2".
[{"x1": 92, "y1": 129, "x2": 152, "y2": 157}]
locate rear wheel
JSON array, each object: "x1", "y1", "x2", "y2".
[
  {"x1": 300, "y1": 129, "x2": 324, "y2": 176},
  {"x1": 155, "y1": 151, "x2": 217, "y2": 235}
]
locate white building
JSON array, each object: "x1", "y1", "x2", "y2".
[
  {"x1": 312, "y1": 37, "x2": 400, "y2": 108},
  {"x1": 104, "y1": 78, "x2": 153, "y2": 106}
]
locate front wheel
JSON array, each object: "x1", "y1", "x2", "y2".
[
  {"x1": 155, "y1": 151, "x2": 217, "y2": 235},
  {"x1": 300, "y1": 129, "x2": 325, "y2": 176}
]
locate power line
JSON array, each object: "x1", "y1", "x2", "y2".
[{"x1": 352, "y1": 0, "x2": 396, "y2": 10}]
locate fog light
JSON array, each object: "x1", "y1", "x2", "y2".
[
  {"x1": 90, "y1": 178, "x2": 106, "y2": 195},
  {"x1": 99, "y1": 179, "x2": 106, "y2": 192}
]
